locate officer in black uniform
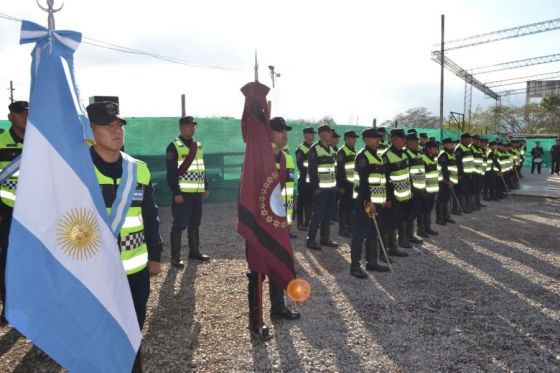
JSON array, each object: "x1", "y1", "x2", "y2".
[
  {"x1": 336, "y1": 130, "x2": 358, "y2": 238},
  {"x1": 166, "y1": 116, "x2": 210, "y2": 268},
  {"x1": 0, "y1": 101, "x2": 27, "y2": 323},
  {"x1": 87, "y1": 102, "x2": 162, "y2": 372},
  {"x1": 403, "y1": 132, "x2": 424, "y2": 247},
  {"x1": 486, "y1": 141, "x2": 502, "y2": 201},
  {"x1": 436, "y1": 138, "x2": 457, "y2": 225},
  {"x1": 295, "y1": 127, "x2": 316, "y2": 230},
  {"x1": 306, "y1": 124, "x2": 338, "y2": 250},
  {"x1": 349, "y1": 128, "x2": 390, "y2": 278},
  {"x1": 530, "y1": 141, "x2": 544, "y2": 174},
  {"x1": 455, "y1": 133, "x2": 475, "y2": 213}
]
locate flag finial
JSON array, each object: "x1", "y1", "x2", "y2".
[
  {"x1": 254, "y1": 49, "x2": 259, "y2": 82},
  {"x1": 36, "y1": 0, "x2": 64, "y2": 30}
]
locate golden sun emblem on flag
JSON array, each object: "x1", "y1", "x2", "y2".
[{"x1": 56, "y1": 208, "x2": 101, "y2": 260}]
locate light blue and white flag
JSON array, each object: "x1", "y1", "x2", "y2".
[{"x1": 5, "y1": 20, "x2": 141, "y2": 372}]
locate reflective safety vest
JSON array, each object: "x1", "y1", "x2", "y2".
[
  {"x1": 438, "y1": 150, "x2": 459, "y2": 184},
  {"x1": 384, "y1": 148, "x2": 412, "y2": 202},
  {"x1": 512, "y1": 149, "x2": 521, "y2": 166},
  {"x1": 173, "y1": 138, "x2": 206, "y2": 193},
  {"x1": 352, "y1": 148, "x2": 386, "y2": 204},
  {"x1": 95, "y1": 160, "x2": 151, "y2": 275},
  {"x1": 489, "y1": 150, "x2": 501, "y2": 172},
  {"x1": 470, "y1": 145, "x2": 485, "y2": 175},
  {"x1": 296, "y1": 143, "x2": 311, "y2": 169},
  {"x1": 422, "y1": 154, "x2": 440, "y2": 194},
  {"x1": 277, "y1": 151, "x2": 295, "y2": 226},
  {"x1": 482, "y1": 148, "x2": 489, "y2": 173},
  {"x1": 405, "y1": 148, "x2": 426, "y2": 190},
  {"x1": 306, "y1": 143, "x2": 336, "y2": 188},
  {"x1": 455, "y1": 143, "x2": 475, "y2": 174},
  {"x1": 0, "y1": 130, "x2": 23, "y2": 207},
  {"x1": 339, "y1": 145, "x2": 356, "y2": 183},
  {"x1": 498, "y1": 151, "x2": 511, "y2": 172}
]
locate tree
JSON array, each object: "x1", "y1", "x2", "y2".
[
  {"x1": 394, "y1": 107, "x2": 439, "y2": 129},
  {"x1": 318, "y1": 116, "x2": 336, "y2": 125}
]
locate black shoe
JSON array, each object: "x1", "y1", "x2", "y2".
[
  {"x1": 417, "y1": 230, "x2": 429, "y2": 238},
  {"x1": 409, "y1": 235, "x2": 424, "y2": 243},
  {"x1": 250, "y1": 323, "x2": 271, "y2": 339},
  {"x1": 365, "y1": 263, "x2": 390, "y2": 272},
  {"x1": 290, "y1": 231, "x2": 298, "y2": 239},
  {"x1": 297, "y1": 224, "x2": 306, "y2": 231},
  {"x1": 307, "y1": 240, "x2": 322, "y2": 251},
  {"x1": 338, "y1": 230, "x2": 351, "y2": 238},
  {"x1": 171, "y1": 258, "x2": 185, "y2": 269},
  {"x1": 451, "y1": 209, "x2": 462, "y2": 216},
  {"x1": 270, "y1": 307, "x2": 301, "y2": 320},
  {"x1": 425, "y1": 227, "x2": 439, "y2": 235},
  {"x1": 188, "y1": 252, "x2": 210, "y2": 262},
  {"x1": 388, "y1": 249, "x2": 409, "y2": 257},
  {"x1": 350, "y1": 266, "x2": 368, "y2": 279},
  {"x1": 436, "y1": 218, "x2": 446, "y2": 226},
  {"x1": 398, "y1": 239, "x2": 412, "y2": 249},
  {"x1": 379, "y1": 254, "x2": 393, "y2": 264},
  {"x1": 320, "y1": 239, "x2": 339, "y2": 247}
]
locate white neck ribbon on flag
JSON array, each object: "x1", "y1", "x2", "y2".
[
  {"x1": 108, "y1": 152, "x2": 138, "y2": 237},
  {"x1": 20, "y1": 20, "x2": 93, "y2": 144}
]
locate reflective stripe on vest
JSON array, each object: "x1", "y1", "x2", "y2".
[
  {"x1": 95, "y1": 160, "x2": 151, "y2": 275},
  {"x1": 470, "y1": 145, "x2": 485, "y2": 175},
  {"x1": 352, "y1": 149, "x2": 387, "y2": 204},
  {"x1": 405, "y1": 149, "x2": 426, "y2": 190},
  {"x1": 277, "y1": 151, "x2": 295, "y2": 226},
  {"x1": 384, "y1": 149, "x2": 411, "y2": 202},
  {"x1": 297, "y1": 143, "x2": 311, "y2": 169},
  {"x1": 455, "y1": 143, "x2": 475, "y2": 174},
  {"x1": 438, "y1": 150, "x2": 459, "y2": 184},
  {"x1": 340, "y1": 145, "x2": 356, "y2": 183},
  {"x1": 173, "y1": 138, "x2": 206, "y2": 193},
  {"x1": 307, "y1": 143, "x2": 336, "y2": 188},
  {"x1": 422, "y1": 155, "x2": 439, "y2": 194},
  {"x1": 0, "y1": 130, "x2": 23, "y2": 207}
]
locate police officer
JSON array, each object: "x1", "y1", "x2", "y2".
[
  {"x1": 306, "y1": 124, "x2": 338, "y2": 250},
  {"x1": 336, "y1": 130, "x2": 358, "y2": 238},
  {"x1": 380, "y1": 129, "x2": 409, "y2": 258},
  {"x1": 0, "y1": 101, "x2": 27, "y2": 323},
  {"x1": 282, "y1": 143, "x2": 297, "y2": 239},
  {"x1": 349, "y1": 128, "x2": 389, "y2": 278},
  {"x1": 417, "y1": 141, "x2": 439, "y2": 237},
  {"x1": 455, "y1": 133, "x2": 475, "y2": 213},
  {"x1": 403, "y1": 132, "x2": 425, "y2": 246},
  {"x1": 486, "y1": 141, "x2": 502, "y2": 201},
  {"x1": 377, "y1": 127, "x2": 389, "y2": 151},
  {"x1": 551, "y1": 138, "x2": 560, "y2": 175},
  {"x1": 166, "y1": 116, "x2": 210, "y2": 268},
  {"x1": 436, "y1": 138, "x2": 458, "y2": 225},
  {"x1": 418, "y1": 133, "x2": 428, "y2": 153},
  {"x1": 295, "y1": 127, "x2": 315, "y2": 230},
  {"x1": 470, "y1": 135, "x2": 486, "y2": 209},
  {"x1": 86, "y1": 102, "x2": 162, "y2": 372},
  {"x1": 530, "y1": 141, "x2": 544, "y2": 174}
]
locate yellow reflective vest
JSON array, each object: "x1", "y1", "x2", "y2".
[
  {"x1": 0, "y1": 130, "x2": 23, "y2": 208},
  {"x1": 172, "y1": 138, "x2": 206, "y2": 193}
]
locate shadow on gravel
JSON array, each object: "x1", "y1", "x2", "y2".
[
  {"x1": 142, "y1": 260, "x2": 201, "y2": 372},
  {"x1": 0, "y1": 327, "x2": 20, "y2": 358}
]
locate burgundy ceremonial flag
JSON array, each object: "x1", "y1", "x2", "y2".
[{"x1": 237, "y1": 81, "x2": 296, "y2": 289}]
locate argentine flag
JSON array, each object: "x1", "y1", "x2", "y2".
[{"x1": 5, "y1": 21, "x2": 141, "y2": 372}]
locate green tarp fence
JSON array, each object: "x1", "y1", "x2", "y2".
[{"x1": 0, "y1": 118, "x2": 556, "y2": 204}]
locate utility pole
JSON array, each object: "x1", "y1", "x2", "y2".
[
  {"x1": 181, "y1": 94, "x2": 186, "y2": 117},
  {"x1": 439, "y1": 14, "x2": 445, "y2": 140},
  {"x1": 8, "y1": 81, "x2": 14, "y2": 103},
  {"x1": 372, "y1": 118, "x2": 377, "y2": 128}
]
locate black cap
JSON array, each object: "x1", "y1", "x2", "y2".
[
  {"x1": 318, "y1": 124, "x2": 332, "y2": 133},
  {"x1": 429, "y1": 136, "x2": 436, "y2": 142},
  {"x1": 270, "y1": 117, "x2": 292, "y2": 131},
  {"x1": 407, "y1": 129, "x2": 417, "y2": 134},
  {"x1": 419, "y1": 133, "x2": 428, "y2": 138},
  {"x1": 179, "y1": 116, "x2": 197, "y2": 126},
  {"x1": 303, "y1": 126, "x2": 316, "y2": 134},
  {"x1": 8, "y1": 101, "x2": 28, "y2": 113},
  {"x1": 332, "y1": 131, "x2": 341, "y2": 138},
  {"x1": 390, "y1": 129, "x2": 406, "y2": 138},
  {"x1": 424, "y1": 140, "x2": 437, "y2": 148},
  {"x1": 344, "y1": 130, "x2": 358, "y2": 138},
  {"x1": 489, "y1": 141, "x2": 498, "y2": 146},
  {"x1": 377, "y1": 127, "x2": 386, "y2": 133},
  {"x1": 362, "y1": 128, "x2": 379, "y2": 139},
  {"x1": 472, "y1": 134, "x2": 481, "y2": 140},
  {"x1": 442, "y1": 138, "x2": 453, "y2": 144},
  {"x1": 86, "y1": 101, "x2": 126, "y2": 125},
  {"x1": 406, "y1": 133, "x2": 419, "y2": 141},
  {"x1": 460, "y1": 132, "x2": 472, "y2": 139}
]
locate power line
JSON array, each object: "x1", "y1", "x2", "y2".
[{"x1": 0, "y1": 12, "x2": 249, "y2": 72}]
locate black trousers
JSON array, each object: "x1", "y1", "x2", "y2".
[
  {"x1": 381, "y1": 198, "x2": 409, "y2": 232},
  {"x1": 531, "y1": 161, "x2": 542, "y2": 174},
  {"x1": 437, "y1": 182, "x2": 451, "y2": 204},
  {"x1": 458, "y1": 173, "x2": 472, "y2": 197},
  {"x1": 0, "y1": 207, "x2": 13, "y2": 315}
]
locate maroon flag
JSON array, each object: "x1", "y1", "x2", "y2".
[{"x1": 237, "y1": 81, "x2": 296, "y2": 289}]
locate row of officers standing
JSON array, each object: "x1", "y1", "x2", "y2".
[{"x1": 288, "y1": 124, "x2": 525, "y2": 279}]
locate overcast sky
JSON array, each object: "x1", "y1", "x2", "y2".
[{"x1": 1, "y1": 0, "x2": 559, "y2": 124}]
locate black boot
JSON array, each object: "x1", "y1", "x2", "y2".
[
  {"x1": 170, "y1": 231, "x2": 185, "y2": 268},
  {"x1": 424, "y1": 212, "x2": 438, "y2": 235},
  {"x1": 304, "y1": 206, "x2": 312, "y2": 228},
  {"x1": 270, "y1": 281, "x2": 301, "y2": 320},
  {"x1": 365, "y1": 239, "x2": 389, "y2": 272},
  {"x1": 460, "y1": 195, "x2": 472, "y2": 213},
  {"x1": 306, "y1": 223, "x2": 322, "y2": 250},
  {"x1": 443, "y1": 204, "x2": 456, "y2": 224},
  {"x1": 350, "y1": 238, "x2": 368, "y2": 279},
  {"x1": 435, "y1": 203, "x2": 446, "y2": 225},
  {"x1": 470, "y1": 194, "x2": 480, "y2": 211},
  {"x1": 379, "y1": 233, "x2": 393, "y2": 264},
  {"x1": 451, "y1": 196, "x2": 462, "y2": 216},
  {"x1": 406, "y1": 219, "x2": 423, "y2": 244},
  {"x1": 416, "y1": 214, "x2": 429, "y2": 238},
  {"x1": 296, "y1": 201, "x2": 306, "y2": 230},
  {"x1": 477, "y1": 193, "x2": 486, "y2": 207},
  {"x1": 248, "y1": 274, "x2": 270, "y2": 338},
  {"x1": 338, "y1": 211, "x2": 351, "y2": 238},
  {"x1": 347, "y1": 213, "x2": 354, "y2": 234},
  {"x1": 397, "y1": 221, "x2": 413, "y2": 248},
  {"x1": 320, "y1": 223, "x2": 339, "y2": 247},
  {"x1": 188, "y1": 227, "x2": 210, "y2": 261},
  {"x1": 390, "y1": 229, "x2": 409, "y2": 257}
]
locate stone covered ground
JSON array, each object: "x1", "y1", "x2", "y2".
[{"x1": 0, "y1": 195, "x2": 559, "y2": 372}]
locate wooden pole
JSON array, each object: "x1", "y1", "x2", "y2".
[{"x1": 181, "y1": 94, "x2": 186, "y2": 117}]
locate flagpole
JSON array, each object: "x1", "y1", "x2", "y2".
[{"x1": 36, "y1": 0, "x2": 64, "y2": 31}]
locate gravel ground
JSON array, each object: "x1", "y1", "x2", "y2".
[{"x1": 1, "y1": 195, "x2": 559, "y2": 372}]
